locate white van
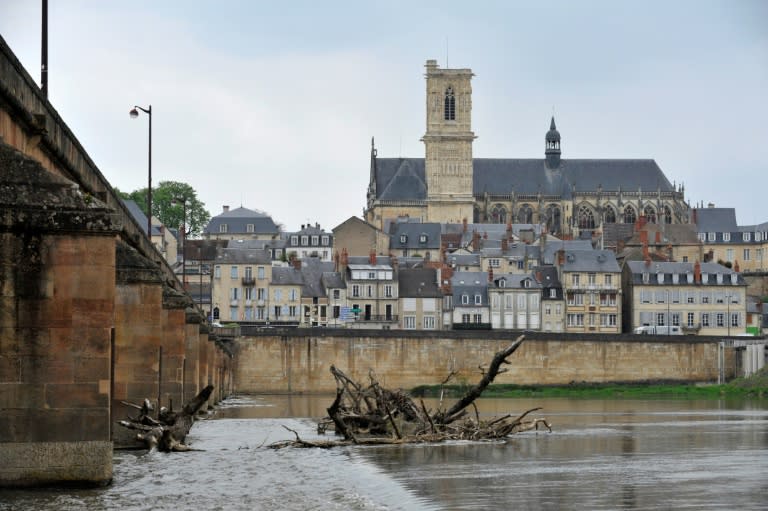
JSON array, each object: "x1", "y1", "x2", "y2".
[{"x1": 634, "y1": 325, "x2": 682, "y2": 335}]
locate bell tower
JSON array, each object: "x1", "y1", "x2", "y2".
[{"x1": 422, "y1": 59, "x2": 476, "y2": 223}]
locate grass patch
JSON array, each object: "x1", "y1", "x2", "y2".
[{"x1": 411, "y1": 378, "x2": 767, "y2": 400}]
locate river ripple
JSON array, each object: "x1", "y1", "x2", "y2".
[{"x1": 1, "y1": 395, "x2": 766, "y2": 510}]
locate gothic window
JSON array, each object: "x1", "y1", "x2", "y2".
[
  {"x1": 444, "y1": 87, "x2": 456, "y2": 121},
  {"x1": 662, "y1": 205, "x2": 672, "y2": 224},
  {"x1": 604, "y1": 206, "x2": 616, "y2": 224},
  {"x1": 643, "y1": 205, "x2": 657, "y2": 223},
  {"x1": 545, "y1": 204, "x2": 561, "y2": 235},
  {"x1": 491, "y1": 204, "x2": 507, "y2": 224},
  {"x1": 518, "y1": 204, "x2": 533, "y2": 224},
  {"x1": 577, "y1": 205, "x2": 595, "y2": 229},
  {"x1": 623, "y1": 205, "x2": 636, "y2": 224}
]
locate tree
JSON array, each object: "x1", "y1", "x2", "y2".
[{"x1": 116, "y1": 182, "x2": 210, "y2": 238}]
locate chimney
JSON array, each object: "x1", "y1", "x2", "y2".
[
  {"x1": 557, "y1": 249, "x2": 565, "y2": 267},
  {"x1": 535, "y1": 270, "x2": 542, "y2": 282},
  {"x1": 617, "y1": 240, "x2": 625, "y2": 252},
  {"x1": 223, "y1": 205, "x2": 230, "y2": 213},
  {"x1": 341, "y1": 247, "x2": 349, "y2": 267},
  {"x1": 390, "y1": 253, "x2": 398, "y2": 269},
  {"x1": 637, "y1": 215, "x2": 647, "y2": 230},
  {"x1": 640, "y1": 230, "x2": 649, "y2": 261},
  {"x1": 734, "y1": 260, "x2": 740, "y2": 273},
  {"x1": 655, "y1": 231, "x2": 661, "y2": 244},
  {"x1": 501, "y1": 238, "x2": 508, "y2": 251},
  {"x1": 334, "y1": 250, "x2": 340, "y2": 272},
  {"x1": 369, "y1": 250, "x2": 377, "y2": 265},
  {"x1": 694, "y1": 260, "x2": 701, "y2": 283},
  {"x1": 692, "y1": 209, "x2": 698, "y2": 225},
  {"x1": 472, "y1": 230, "x2": 480, "y2": 250},
  {"x1": 488, "y1": 267, "x2": 494, "y2": 283},
  {"x1": 463, "y1": 217, "x2": 468, "y2": 233}
]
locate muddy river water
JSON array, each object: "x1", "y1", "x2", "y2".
[{"x1": 1, "y1": 395, "x2": 766, "y2": 510}]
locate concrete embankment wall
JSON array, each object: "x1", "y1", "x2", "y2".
[{"x1": 233, "y1": 330, "x2": 734, "y2": 393}]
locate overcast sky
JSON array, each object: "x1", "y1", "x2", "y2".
[{"x1": 1, "y1": 1, "x2": 766, "y2": 231}]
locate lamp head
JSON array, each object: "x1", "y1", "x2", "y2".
[{"x1": 129, "y1": 108, "x2": 139, "y2": 119}]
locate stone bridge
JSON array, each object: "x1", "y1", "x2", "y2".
[{"x1": 0, "y1": 35, "x2": 233, "y2": 487}]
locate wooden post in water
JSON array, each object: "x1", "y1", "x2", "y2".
[{"x1": 157, "y1": 346, "x2": 163, "y2": 418}]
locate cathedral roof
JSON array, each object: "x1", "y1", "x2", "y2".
[{"x1": 372, "y1": 157, "x2": 674, "y2": 201}]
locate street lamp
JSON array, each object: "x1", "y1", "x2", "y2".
[
  {"x1": 726, "y1": 293, "x2": 731, "y2": 338},
  {"x1": 172, "y1": 196, "x2": 188, "y2": 289},
  {"x1": 129, "y1": 105, "x2": 152, "y2": 238}
]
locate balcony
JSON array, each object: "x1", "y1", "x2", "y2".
[
  {"x1": 355, "y1": 314, "x2": 399, "y2": 323},
  {"x1": 242, "y1": 277, "x2": 255, "y2": 286},
  {"x1": 230, "y1": 299, "x2": 238, "y2": 307}
]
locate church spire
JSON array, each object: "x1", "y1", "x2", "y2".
[{"x1": 545, "y1": 116, "x2": 561, "y2": 169}]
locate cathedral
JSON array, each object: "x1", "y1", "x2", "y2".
[{"x1": 365, "y1": 59, "x2": 689, "y2": 237}]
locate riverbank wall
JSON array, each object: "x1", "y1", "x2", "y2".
[{"x1": 232, "y1": 330, "x2": 736, "y2": 393}]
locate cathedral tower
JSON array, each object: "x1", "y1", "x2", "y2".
[{"x1": 422, "y1": 59, "x2": 476, "y2": 223}]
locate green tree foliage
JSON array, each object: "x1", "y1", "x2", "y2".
[{"x1": 116, "y1": 181, "x2": 210, "y2": 237}]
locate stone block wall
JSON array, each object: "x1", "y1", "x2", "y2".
[{"x1": 232, "y1": 330, "x2": 729, "y2": 394}]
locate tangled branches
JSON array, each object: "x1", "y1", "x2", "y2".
[{"x1": 269, "y1": 335, "x2": 551, "y2": 449}]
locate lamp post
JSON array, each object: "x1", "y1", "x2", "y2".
[
  {"x1": 172, "y1": 196, "x2": 188, "y2": 290},
  {"x1": 129, "y1": 105, "x2": 152, "y2": 238},
  {"x1": 726, "y1": 293, "x2": 731, "y2": 338}
]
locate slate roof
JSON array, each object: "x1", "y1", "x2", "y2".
[
  {"x1": 447, "y1": 252, "x2": 481, "y2": 268},
  {"x1": 389, "y1": 222, "x2": 442, "y2": 250},
  {"x1": 625, "y1": 260, "x2": 745, "y2": 286},
  {"x1": 397, "y1": 268, "x2": 442, "y2": 298},
  {"x1": 693, "y1": 208, "x2": 738, "y2": 233},
  {"x1": 321, "y1": 272, "x2": 345, "y2": 290},
  {"x1": 228, "y1": 238, "x2": 286, "y2": 250},
  {"x1": 373, "y1": 158, "x2": 674, "y2": 201},
  {"x1": 561, "y1": 250, "x2": 620, "y2": 273},
  {"x1": 541, "y1": 240, "x2": 593, "y2": 264},
  {"x1": 214, "y1": 247, "x2": 273, "y2": 265},
  {"x1": 204, "y1": 206, "x2": 280, "y2": 236},
  {"x1": 451, "y1": 271, "x2": 489, "y2": 305},
  {"x1": 490, "y1": 273, "x2": 542, "y2": 289},
  {"x1": 271, "y1": 266, "x2": 304, "y2": 286},
  {"x1": 299, "y1": 258, "x2": 335, "y2": 297}
]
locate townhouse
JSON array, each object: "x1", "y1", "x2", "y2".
[{"x1": 623, "y1": 260, "x2": 748, "y2": 335}]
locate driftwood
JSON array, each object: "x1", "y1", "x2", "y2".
[
  {"x1": 119, "y1": 385, "x2": 214, "y2": 452},
  {"x1": 270, "y1": 335, "x2": 551, "y2": 449}
]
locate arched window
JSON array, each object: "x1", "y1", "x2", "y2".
[
  {"x1": 491, "y1": 204, "x2": 507, "y2": 224},
  {"x1": 578, "y1": 205, "x2": 595, "y2": 229},
  {"x1": 213, "y1": 307, "x2": 220, "y2": 320},
  {"x1": 604, "y1": 206, "x2": 616, "y2": 224},
  {"x1": 662, "y1": 205, "x2": 672, "y2": 224},
  {"x1": 643, "y1": 205, "x2": 657, "y2": 223},
  {"x1": 545, "y1": 204, "x2": 561, "y2": 234},
  {"x1": 444, "y1": 87, "x2": 456, "y2": 121},
  {"x1": 518, "y1": 204, "x2": 533, "y2": 224},
  {"x1": 623, "y1": 205, "x2": 636, "y2": 224}
]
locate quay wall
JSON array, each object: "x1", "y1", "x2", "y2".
[{"x1": 232, "y1": 330, "x2": 734, "y2": 394}]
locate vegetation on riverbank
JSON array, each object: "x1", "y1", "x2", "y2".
[{"x1": 411, "y1": 367, "x2": 768, "y2": 399}]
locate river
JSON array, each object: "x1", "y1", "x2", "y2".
[{"x1": 1, "y1": 395, "x2": 766, "y2": 510}]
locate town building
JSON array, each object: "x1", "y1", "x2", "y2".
[
  {"x1": 365, "y1": 60, "x2": 689, "y2": 237},
  {"x1": 398, "y1": 268, "x2": 444, "y2": 330},
  {"x1": 211, "y1": 246, "x2": 273, "y2": 323},
  {"x1": 623, "y1": 260, "x2": 748, "y2": 335},
  {"x1": 342, "y1": 252, "x2": 399, "y2": 329},
  {"x1": 693, "y1": 206, "x2": 767, "y2": 272},
  {"x1": 204, "y1": 205, "x2": 280, "y2": 241},
  {"x1": 558, "y1": 249, "x2": 622, "y2": 333},
  {"x1": 284, "y1": 223, "x2": 334, "y2": 261},
  {"x1": 451, "y1": 271, "x2": 490, "y2": 328},
  {"x1": 332, "y1": 216, "x2": 390, "y2": 257},
  {"x1": 389, "y1": 222, "x2": 442, "y2": 259},
  {"x1": 538, "y1": 266, "x2": 565, "y2": 332},
  {"x1": 488, "y1": 272, "x2": 542, "y2": 330}
]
